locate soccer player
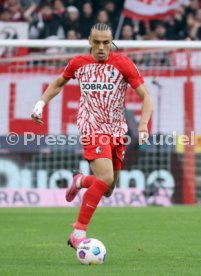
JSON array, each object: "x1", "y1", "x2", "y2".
[{"x1": 31, "y1": 23, "x2": 152, "y2": 249}]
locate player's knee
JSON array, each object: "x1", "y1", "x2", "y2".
[{"x1": 99, "y1": 174, "x2": 114, "y2": 186}]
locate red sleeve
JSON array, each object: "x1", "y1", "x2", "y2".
[
  {"x1": 62, "y1": 57, "x2": 78, "y2": 80},
  {"x1": 121, "y1": 56, "x2": 144, "y2": 89}
]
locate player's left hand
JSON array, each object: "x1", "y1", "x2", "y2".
[{"x1": 138, "y1": 123, "x2": 149, "y2": 145}]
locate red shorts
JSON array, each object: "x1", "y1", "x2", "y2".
[{"x1": 82, "y1": 134, "x2": 126, "y2": 170}]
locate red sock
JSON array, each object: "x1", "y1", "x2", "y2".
[
  {"x1": 80, "y1": 175, "x2": 96, "y2": 188},
  {"x1": 74, "y1": 179, "x2": 109, "y2": 230}
]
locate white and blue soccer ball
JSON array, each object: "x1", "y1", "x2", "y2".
[{"x1": 76, "y1": 238, "x2": 106, "y2": 265}]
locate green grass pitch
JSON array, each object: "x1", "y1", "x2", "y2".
[{"x1": 0, "y1": 207, "x2": 201, "y2": 276}]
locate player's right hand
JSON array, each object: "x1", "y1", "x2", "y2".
[{"x1": 31, "y1": 100, "x2": 45, "y2": 125}]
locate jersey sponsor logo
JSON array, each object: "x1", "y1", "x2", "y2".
[{"x1": 81, "y1": 82, "x2": 114, "y2": 91}]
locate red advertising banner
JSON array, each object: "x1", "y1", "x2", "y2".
[{"x1": 123, "y1": 0, "x2": 188, "y2": 20}]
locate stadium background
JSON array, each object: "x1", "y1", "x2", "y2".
[{"x1": 0, "y1": 0, "x2": 201, "y2": 207}]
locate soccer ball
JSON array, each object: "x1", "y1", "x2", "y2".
[{"x1": 76, "y1": 238, "x2": 106, "y2": 265}]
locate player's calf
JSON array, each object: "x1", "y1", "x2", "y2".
[{"x1": 95, "y1": 173, "x2": 114, "y2": 197}]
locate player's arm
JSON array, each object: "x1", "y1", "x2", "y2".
[
  {"x1": 121, "y1": 56, "x2": 152, "y2": 144},
  {"x1": 135, "y1": 84, "x2": 152, "y2": 144},
  {"x1": 31, "y1": 75, "x2": 68, "y2": 125}
]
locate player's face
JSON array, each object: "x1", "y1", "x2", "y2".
[{"x1": 89, "y1": 30, "x2": 112, "y2": 62}]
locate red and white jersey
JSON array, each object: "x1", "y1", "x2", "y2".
[{"x1": 63, "y1": 52, "x2": 144, "y2": 136}]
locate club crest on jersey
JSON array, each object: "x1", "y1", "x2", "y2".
[
  {"x1": 81, "y1": 83, "x2": 114, "y2": 91},
  {"x1": 96, "y1": 146, "x2": 102, "y2": 154}
]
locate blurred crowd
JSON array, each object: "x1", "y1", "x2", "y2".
[{"x1": 0, "y1": 0, "x2": 201, "y2": 40}]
